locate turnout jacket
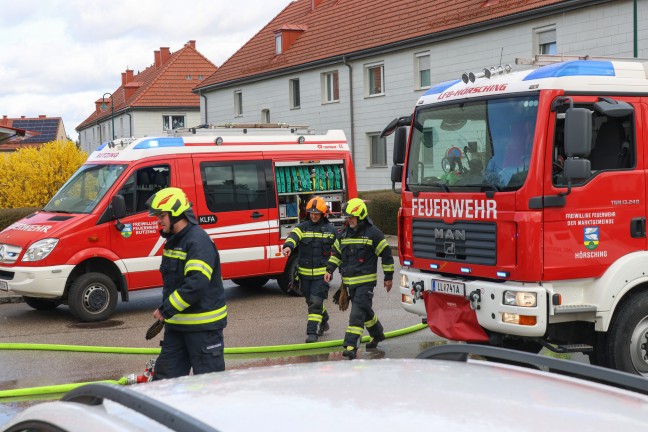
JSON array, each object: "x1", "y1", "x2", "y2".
[
  {"x1": 326, "y1": 219, "x2": 394, "y2": 287},
  {"x1": 159, "y1": 223, "x2": 227, "y2": 331},
  {"x1": 283, "y1": 219, "x2": 337, "y2": 279}
]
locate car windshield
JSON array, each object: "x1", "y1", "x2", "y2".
[
  {"x1": 407, "y1": 94, "x2": 539, "y2": 192},
  {"x1": 43, "y1": 164, "x2": 127, "y2": 214}
]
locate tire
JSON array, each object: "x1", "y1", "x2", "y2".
[
  {"x1": 23, "y1": 296, "x2": 61, "y2": 311},
  {"x1": 231, "y1": 276, "x2": 270, "y2": 288},
  {"x1": 587, "y1": 332, "x2": 611, "y2": 368},
  {"x1": 607, "y1": 290, "x2": 648, "y2": 376},
  {"x1": 276, "y1": 255, "x2": 302, "y2": 297},
  {"x1": 67, "y1": 272, "x2": 118, "y2": 322}
]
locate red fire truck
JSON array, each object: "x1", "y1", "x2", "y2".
[
  {"x1": 0, "y1": 125, "x2": 357, "y2": 322},
  {"x1": 386, "y1": 56, "x2": 648, "y2": 375}
]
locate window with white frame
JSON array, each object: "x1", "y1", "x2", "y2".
[
  {"x1": 365, "y1": 63, "x2": 385, "y2": 97},
  {"x1": 289, "y1": 78, "x2": 301, "y2": 109},
  {"x1": 261, "y1": 109, "x2": 270, "y2": 123},
  {"x1": 416, "y1": 52, "x2": 431, "y2": 89},
  {"x1": 275, "y1": 34, "x2": 282, "y2": 55},
  {"x1": 321, "y1": 71, "x2": 339, "y2": 103},
  {"x1": 368, "y1": 133, "x2": 387, "y2": 167},
  {"x1": 537, "y1": 28, "x2": 557, "y2": 55},
  {"x1": 234, "y1": 91, "x2": 243, "y2": 116},
  {"x1": 162, "y1": 115, "x2": 185, "y2": 131}
]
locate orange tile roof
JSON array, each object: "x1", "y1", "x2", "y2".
[
  {"x1": 197, "y1": 0, "x2": 570, "y2": 89},
  {"x1": 77, "y1": 41, "x2": 217, "y2": 131}
]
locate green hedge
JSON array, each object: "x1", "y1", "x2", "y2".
[
  {"x1": 358, "y1": 190, "x2": 400, "y2": 236},
  {"x1": 0, "y1": 208, "x2": 40, "y2": 231}
]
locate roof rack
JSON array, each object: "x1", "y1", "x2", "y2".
[
  {"x1": 168, "y1": 123, "x2": 314, "y2": 136},
  {"x1": 516, "y1": 54, "x2": 648, "y2": 67}
]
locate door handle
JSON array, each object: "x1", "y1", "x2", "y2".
[
  {"x1": 251, "y1": 211, "x2": 264, "y2": 219},
  {"x1": 630, "y1": 217, "x2": 646, "y2": 238}
]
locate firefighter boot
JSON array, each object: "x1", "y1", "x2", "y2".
[
  {"x1": 366, "y1": 319, "x2": 385, "y2": 349},
  {"x1": 342, "y1": 345, "x2": 357, "y2": 360},
  {"x1": 318, "y1": 311, "x2": 330, "y2": 336},
  {"x1": 305, "y1": 334, "x2": 319, "y2": 343}
]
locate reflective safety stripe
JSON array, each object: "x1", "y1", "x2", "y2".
[
  {"x1": 346, "y1": 325, "x2": 364, "y2": 336},
  {"x1": 292, "y1": 227, "x2": 304, "y2": 240},
  {"x1": 169, "y1": 290, "x2": 190, "y2": 312},
  {"x1": 298, "y1": 266, "x2": 327, "y2": 276},
  {"x1": 382, "y1": 264, "x2": 395, "y2": 272},
  {"x1": 342, "y1": 274, "x2": 377, "y2": 285},
  {"x1": 184, "y1": 259, "x2": 213, "y2": 280},
  {"x1": 285, "y1": 238, "x2": 297, "y2": 247},
  {"x1": 332, "y1": 240, "x2": 341, "y2": 253},
  {"x1": 340, "y1": 238, "x2": 372, "y2": 246},
  {"x1": 375, "y1": 239, "x2": 388, "y2": 255},
  {"x1": 308, "y1": 313, "x2": 323, "y2": 323},
  {"x1": 365, "y1": 314, "x2": 378, "y2": 328},
  {"x1": 163, "y1": 249, "x2": 187, "y2": 260},
  {"x1": 166, "y1": 305, "x2": 228, "y2": 325},
  {"x1": 328, "y1": 255, "x2": 342, "y2": 266},
  {"x1": 301, "y1": 232, "x2": 335, "y2": 239}
]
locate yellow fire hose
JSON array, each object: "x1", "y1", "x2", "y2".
[{"x1": 0, "y1": 323, "x2": 426, "y2": 399}]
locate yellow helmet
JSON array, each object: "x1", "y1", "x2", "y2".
[
  {"x1": 306, "y1": 196, "x2": 328, "y2": 215},
  {"x1": 147, "y1": 187, "x2": 191, "y2": 217},
  {"x1": 342, "y1": 198, "x2": 367, "y2": 220}
]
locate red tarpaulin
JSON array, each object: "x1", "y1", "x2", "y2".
[{"x1": 424, "y1": 291, "x2": 489, "y2": 342}]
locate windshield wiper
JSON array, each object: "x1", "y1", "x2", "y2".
[
  {"x1": 44, "y1": 209, "x2": 73, "y2": 214},
  {"x1": 464, "y1": 183, "x2": 501, "y2": 193},
  {"x1": 431, "y1": 182, "x2": 450, "y2": 192}
]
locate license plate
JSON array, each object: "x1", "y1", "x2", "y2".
[
  {"x1": 432, "y1": 279, "x2": 465, "y2": 296},
  {"x1": 0, "y1": 280, "x2": 7, "y2": 291}
]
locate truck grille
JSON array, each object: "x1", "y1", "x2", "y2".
[{"x1": 412, "y1": 219, "x2": 497, "y2": 265}]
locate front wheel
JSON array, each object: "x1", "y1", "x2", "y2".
[
  {"x1": 67, "y1": 272, "x2": 118, "y2": 322},
  {"x1": 23, "y1": 296, "x2": 61, "y2": 311},
  {"x1": 231, "y1": 276, "x2": 270, "y2": 288},
  {"x1": 607, "y1": 290, "x2": 648, "y2": 376},
  {"x1": 276, "y1": 255, "x2": 302, "y2": 297}
]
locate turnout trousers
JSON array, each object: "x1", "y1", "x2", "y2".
[
  {"x1": 153, "y1": 327, "x2": 225, "y2": 380},
  {"x1": 342, "y1": 282, "x2": 384, "y2": 348},
  {"x1": 301, "y1": 277, "x2": 330, "y2": 335}
]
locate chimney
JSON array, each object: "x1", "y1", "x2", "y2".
[
  {"x1": 311, "y1": 0, "x2": 324, "y2": 11},
  {"x1": 160, "y1": 47, "x2": 170, "y2": 65},
  {"x1": 186, "y1": 40, "x2": 196, "y2": 49},
  {"x1": 39, "y1": 115, "x2": 46, "y2": 118},
  {"x1": 154, "y1": 50, "x2": 161, "y2": 69},
  {"x1": 1, "y1": 115, "x2": 7, "y2": 126},
  {"x1": 125, "y1": 69, "x2": 134, "y2": 84}
]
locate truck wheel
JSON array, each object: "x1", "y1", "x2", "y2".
[
  {"x1": 276, "y1": 255, "x2": 302, "y2": 296},
  {"x1": 607, "y1": 290, "x2": 648, "y2": 376},
  {"x1": 23, "y1": 296, "x2": 61, "y2": 311},
  {"x1": 67, "y1": 273, "x2": 118, "y2": 322},
  {"x1": 231, "y1": 277, "x2": 270, "y2": 288},
  {"x1": 587, "y1": 332, "x2": 611, "y2": 368}
]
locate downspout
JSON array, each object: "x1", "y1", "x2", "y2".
[
  {"x1": 634, "y1": 0, "x2": 638, "y2": 58},
  {"x1": 342, "y1": 55, "x2": 355, "y2": 164},
  {"x1": 199, "y1": 89, "x2": 208, "y2": 126},
  {"x1": 126, "y1": 113, "x2": 133, "y2": 137}
]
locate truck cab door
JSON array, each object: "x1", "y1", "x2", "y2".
[
  {"x1": 110, "y1": 163, "x2": 172, "y2": 289},
  {"x1": 543, "y1": 98, "x2": 645, "y2": 280},
  {"x1": 192, "y1": 155, "x2": 274, "y2": 278}
]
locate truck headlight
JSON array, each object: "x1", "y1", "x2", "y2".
[
  {"x1": 22, "y1": 238, "x2": 59, "y2": 262},
  {"x1": 503, "y1": 291, "x2": 536, "y2": 307},
  {"x1": 400, "y1": 273, "x2": 409, "y2": 288}
]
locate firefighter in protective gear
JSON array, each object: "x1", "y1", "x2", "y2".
[
  {"x1": 146, "y1": 187, "x2": 228, "y2": 379},
  {"x1": 282, "y1": 196, "x2": 337, "y2": 343},
  {"x1": 324, "y1": 198, "x2": 394, "y2": 359}
]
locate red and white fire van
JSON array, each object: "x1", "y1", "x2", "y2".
[
  {"x1": 387, "y1": 56, "x2": 648, "y2": 375},
  {"x1": 0, "y1": 125, "x2": 357, "y2": 321}
]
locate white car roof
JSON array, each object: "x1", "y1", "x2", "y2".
[{"x1": 5, "y1": 351, "x2": 648, "y2": 432}]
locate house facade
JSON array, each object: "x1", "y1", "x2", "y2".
[
  {"x1": 76, "y1": 41, "x2": 217, "y2": 153},
  {"x1": 0, "y1": 115, "x2": 67, "y2": 152},
  {"x1": 194, "y1": 0, "x2": 647, "y2": 191}
]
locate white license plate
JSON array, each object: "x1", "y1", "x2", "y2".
[
  {"x1": 0, "y1": 280, "x2": 7, "y2": 291},
  {"x1": 432, "y1": 279, "x2": 465, "y2": 296}
]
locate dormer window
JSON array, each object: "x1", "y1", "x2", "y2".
[
  {"x1": 275, "y1": 34, "x2": 283, "y2": 55},
  {"x1": 273, "y1": 25, "x2": 306, "y2": 55}
]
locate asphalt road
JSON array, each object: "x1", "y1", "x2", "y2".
[{"x1": 0, "y1": 259, "x2": 441, "y2": 425}]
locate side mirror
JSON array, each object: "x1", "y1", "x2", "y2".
[
  {"x1": 111, "y1": 195, "x2": 127, "y2": 232},
  {"x1": 564, "y1": 158, "x2": 591, "y2": 181},
  {"x1": 564, "y1": 107, "x2": 592, "y2": 157},
  {"x1": 393, "y1": 127, "x2": 408, "y2": 164},
  {"x1": 391, "y1": 165, "x2": 404, "y2": 193}
]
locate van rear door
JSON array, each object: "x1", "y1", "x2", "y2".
[{"x1": 192, "y1": 155, "x2": 274, "y2": 278}]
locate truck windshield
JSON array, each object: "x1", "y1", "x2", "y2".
[
  {"x1": 407, "y1": 94, "x2": 539, "y2": 192},
  {"x1": 43, "y1": 164, "x2": 127, "y2": 214}
]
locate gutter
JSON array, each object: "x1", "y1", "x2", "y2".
[{"x1": 194, "y1": 0, "x2": 614, "y2": 93}]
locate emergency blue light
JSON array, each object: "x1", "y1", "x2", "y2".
[
  {"x1": 496, "y1": 271, "x2": 510, "y2": 278},
  {"x1": 429, "y1": 263, "x2": 439, "y2": 269},
  {"x1": 424, "y1": 79, "x2": 461, "y2": 96},
  {"x1": 460, "y1": 267, "x2": 471, "y2": 274},
  {"x1": 133, "y1": 137, "x2": 185, "y2": 149},
  {"x1": 403, "y1": 260, "x2": 412, "y2": 266},
  {"x1": 523, "y1": 60, "x2": 615, "y2": 81}
]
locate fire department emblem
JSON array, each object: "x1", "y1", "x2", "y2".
[
  {"x1": 584, "y1": 226, "x2": 599, "y2": 250},
  {"x1": 121, "y1": 223, "x2": 133, "y2": 239}
]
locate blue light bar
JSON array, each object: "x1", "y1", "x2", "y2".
[
  {"x1": 523, "y1": 60, "x2": 615, "y2": 81},
  {"x1": 460, "y1": 267, "x2": 471, "y2": 274},
  {"x1": 424, "y1": 79, "x2": 461, "y2": 96},
  {"x1": 96, "y1": 141, "x2": 109, "y2": 151},
  {"x1": 496, "y1": 271, "x2": 510, "y2": 278},
  {"x1": 429, "y1": 263, "x2": 439, "y2": 269},
  {"x1": 133, "y1": 137, "x2": 185, "y2": 149},
  {"x1": 403, "y1": 260, "x2": 412, "y2": 266}
]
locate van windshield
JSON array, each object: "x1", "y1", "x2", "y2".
[
  {"x1": 43, "y1": 164, "x2": 127, "y2": 214},
  {"x1": 407, "y1": 94, "x2": 539, "y2": 192}
]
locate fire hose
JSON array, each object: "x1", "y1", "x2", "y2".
[{"x1": 0, "y1": 322, "x2": 427, "y2": 399}]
